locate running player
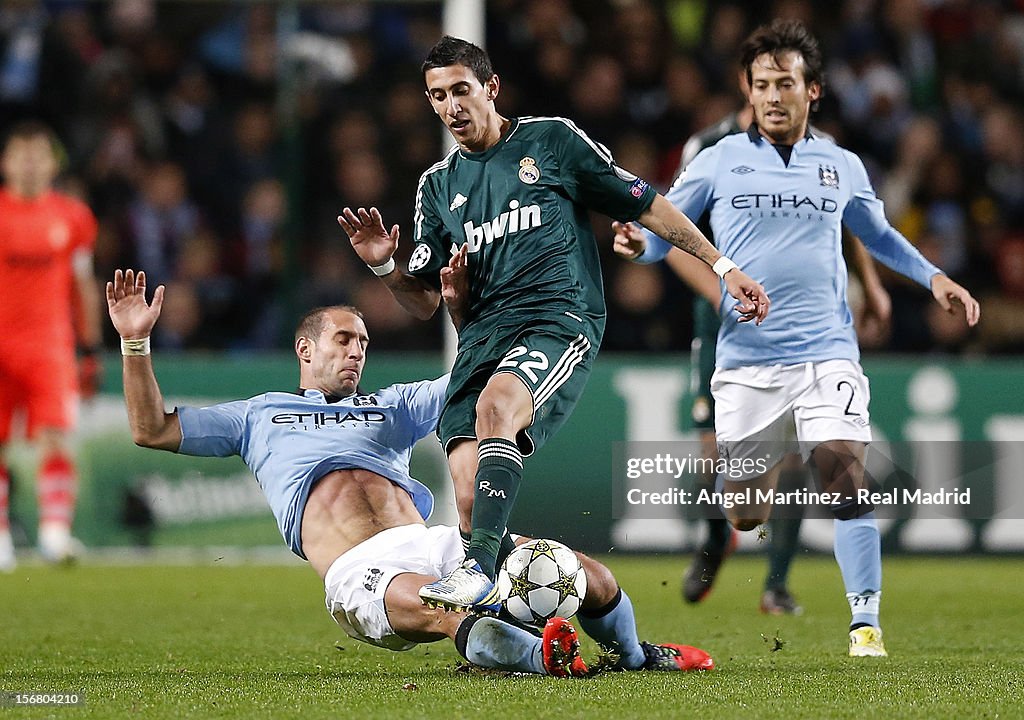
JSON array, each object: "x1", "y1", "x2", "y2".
[
  {"x1": 614, "y1": 20, "x2": 979, "y2": 656},
  {"x1": 623, "y1": 88, "x2": 890, "y2": 615}
]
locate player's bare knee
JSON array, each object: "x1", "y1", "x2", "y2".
[
  {"x1": 474, "y1": 376, "x2": 532, "y2": 437},
  {"x1": 474, "y1": 395, "x2": 523, "y2": 437}
]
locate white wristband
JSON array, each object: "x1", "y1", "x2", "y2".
[
  {"x1": 121, "y1": 337, "x2": 151, "y2": 356},
  {"x1": 712, "y1": 256, "x2": 738, "y2": 278},
  {"x1": 368, "y1": 257, "x2": 396, "y2": 277}
]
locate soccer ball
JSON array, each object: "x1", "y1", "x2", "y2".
[{"x1": 496, "y1": 539, "x2": 588, "y2": 626}]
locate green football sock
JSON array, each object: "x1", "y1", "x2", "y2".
[{"x1": 467, "y1": 438, "x2": 523, "y2": 578}]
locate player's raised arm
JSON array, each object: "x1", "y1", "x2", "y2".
[
  {"x1": 338, "y1": 207, "x2": 441, "y2": 321},
  {"x1": 634, "y1": 195, "x2": 771, "y2": 325},
  {"x1": 105, "y1": 269, "x2": 181, "y2": 451}
]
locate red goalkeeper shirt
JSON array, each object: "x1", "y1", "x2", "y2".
[{"x1": 0, "y1": 188, "x2": 98, "y2": 351}]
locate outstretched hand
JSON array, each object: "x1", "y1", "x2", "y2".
[
  {"x1": 338, "y1": 207, "x2": 400, "y2": 267},
  {"x1": 931, "y1": 274, "x2": 980, "y2": 327},
  {"x1": 723, "y1": 268, "x2": 770, "y2": 325},
  {"x1": 611, "y1": 221, "x2": 647, "y2": 260},
  {"x1": 106, "y1": 269, "x2": 164, "y2": 339}
]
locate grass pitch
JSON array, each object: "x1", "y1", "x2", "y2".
[{"x1": 1, "y1": 554, "x2": 1022, "y2": 719}]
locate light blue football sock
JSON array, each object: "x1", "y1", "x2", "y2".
[
  {"x1": 833, "y1": 512, "x2": 882, "y2": 628},
  {"x1": 458, "y1": 616, "x2": 544, "y2": 674},
  {"x1": 577, "y1": 588, "x2": 646, "y2": 670}
]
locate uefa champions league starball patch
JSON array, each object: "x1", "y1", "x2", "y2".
[
  {"x1": 408, "y1": 244, "x2": 432, "y2": 272},
  {"x1": 519, "y1": 157, "x2": 540, "y2": 184}
]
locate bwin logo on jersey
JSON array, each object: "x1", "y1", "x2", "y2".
[
  {"x1": 819, "y1": 164, "x2": 840, "y2": 189},
  {"x1": 461, "y1": 200, "x2": 542, "y2": 253}
]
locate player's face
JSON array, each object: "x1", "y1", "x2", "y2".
[
  {"x1": 1, "y1": 135, "x2": 58, "y2": 198},
  {"x1": 425, "y1": 64, "x2": 501, "y2": 152},
  {"x1": 309, "y1": 310, "x2": 368, "y2": 398},
  {"x1": 747, "y1": 51, "x2": 820, "y2": 146}
]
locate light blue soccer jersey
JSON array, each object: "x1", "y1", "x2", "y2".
[
  {"x1": 176, "y1": 375, "x2": 448, "y2": 559},
  {"x1": 638, "y1": 126, "x2": 941, "y2": 369}
]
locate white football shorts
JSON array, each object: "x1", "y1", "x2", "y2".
[
  {"x1": 324, "y1": 523, "x2": 464, "y2": 651},
  {"x1": 712, "y1": 359, "x2": 872, "y2": 480}
]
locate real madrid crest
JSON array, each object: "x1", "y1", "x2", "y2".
[{"x1": 518, "y1": 156, "x2": 540, "y2": 184}]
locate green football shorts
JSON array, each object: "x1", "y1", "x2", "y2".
[{"x1": 439, "y1": 314, "x2": 599, "y2": 456}]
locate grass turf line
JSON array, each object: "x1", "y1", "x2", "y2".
[{"x1": 1, "y1": 555, "x2": 1022, "y2": 719}]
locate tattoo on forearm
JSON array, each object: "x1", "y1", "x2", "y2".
[{"x1": 665, "y1": 227, "x2": 715, "y2": 264}]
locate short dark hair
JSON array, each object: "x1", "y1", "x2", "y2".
[
  {"x1": 295, "y1": 305, "x2": 364, "y2": 343},
  {"x1": 421, "y1": 35, "x2": 495, "y2": 86},
  {"x1": 3, "y1": 120, "x2": 58, "y2": 152},
  {"x1": 739, "y1": 19, "x2": 824, "y2": 94}
]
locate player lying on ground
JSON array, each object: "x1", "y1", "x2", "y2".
[{"x1": 106, "y1": 268, "x2": 713, "y2": 676}]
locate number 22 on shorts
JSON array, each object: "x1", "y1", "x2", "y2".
[{"x1": 497, "y1": 345, "x2": 550, "y2": 384}]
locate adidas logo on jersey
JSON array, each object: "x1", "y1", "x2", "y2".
[{"x1": 460, "y1": 200, "x2": 542, "y2": 253}]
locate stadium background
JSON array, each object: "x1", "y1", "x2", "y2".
[{"x1": 2, "y1": 0, "x2": 1023, "y2": 555}]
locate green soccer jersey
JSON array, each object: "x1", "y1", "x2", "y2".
[{"x1": 408, "y1": 116, "x2": 657, "y2": 345}]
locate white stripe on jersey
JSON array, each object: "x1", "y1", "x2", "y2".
[
  {"x1": 517, "y1": 116, "x2": 614, "y2": 165},
  {"x1": 533, "y1": 334, "x2": 591, "y2": 408},
  {"x1": 413, "y1": 146, "x2": 458, "y2": 241}
]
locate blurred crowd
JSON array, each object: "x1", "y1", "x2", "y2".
[{"x1": 2, "y1": 0, "x2": 1023, "y2": 354}]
